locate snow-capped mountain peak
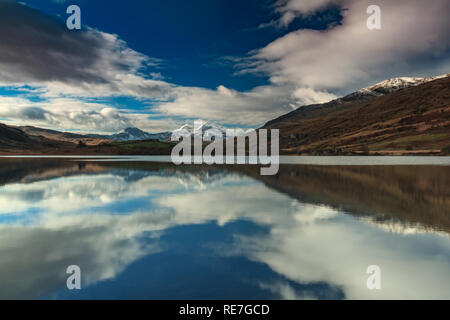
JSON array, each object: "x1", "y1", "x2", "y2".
[
  {"x1": 88, "y1": 127, "x2": 171, "y2": 142},
  {"x1": 171, "y1": 121, "x2": 256, "y2": 141},
  {"x1": 357, "y1": 74, "x2": 449, "y2": 96},
  {"x1": 338, "y1": 73, "x2": 449, "y2": 102},
  {"x1": 123, "y1": 127, "x2": 147, "y2": 136},
  {"x1": 172, "y1": 121, "x2": 227, "y2": 141},
  {"x1": 111, "y1": 127, "x2": 152, "y2": 141}
]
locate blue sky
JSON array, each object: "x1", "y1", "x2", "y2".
[
  {"x1": 0, "y1": 0, "x2": 448, "y2": 133},
  {"x1": 23, "y1": 0, "x2": 341, "y2": 91}
]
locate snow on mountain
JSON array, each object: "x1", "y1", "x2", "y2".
[
  {"x1": 357, "y1": 74, "x2": 448, "y2": 96},
  {"x1": 92, "y1": 74, "x2": 449, "y2": 143},
  {"x1": 171, "y1": 121, "x2": 256, "y2": 141},
  {"x1": 171, "y1": 122, "x2": 227, "y2": 141},
  {"x1": 90, "y1": 122, "x2": 251, "y2": 143},
  {"x1": 89, "y1": 127, "x2": 171, "y2": 142},
  {"x1": 113, "y1": 127, "x2": 171, "y2": 141},
  {"x1": 338, "y1": 73, "x2": 449, "y2": 103}
]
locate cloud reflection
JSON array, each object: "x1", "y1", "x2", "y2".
[{"x1": 0, "y1": 167, "x2": 448, "y2": 299}]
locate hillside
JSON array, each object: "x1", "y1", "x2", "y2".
[
  {"x1": 0, "y1": 123, "x2": 75, "y2": 152},
  {"x1": 18, "y1": 126, "x2": 110, "y2": 146},
  {"x1": 0, "y1": 123, "x2": 174, "y2": 155},
  {"x1": 89, "y1": 127, "x2": 172, "y2": 142},
  {"x1": 263, "y1": 75, "x2": 450, "y2": 155},
  {"x1": 1, "y1": 75, "x2": 449, "y2": 156}
]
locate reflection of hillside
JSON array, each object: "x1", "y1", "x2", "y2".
[
  {"x1": 234, "y1": 165, "x2": 450, "y2": 233},
  {"x1": 0, "y1": 159, "x2": 232, "y2": 187},
  {"x1": 0, "y1": 159, "x2": 109, "y2": 186},
  {"x1": 69, "y1": 162, "x2": 450, "y2": 234},
  {"x1": 0, "y1": 159, "x2": 448, "y2": 299},
  {"x1": 83, "y1": 161, "x2": 236, "y2": 186},
  {"x1": 1, "y1": 159, "x2": 448, "y2": 233}
]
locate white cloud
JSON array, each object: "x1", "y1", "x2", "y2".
[
  {"x1": 157, "y1": 84, "x2": 301, "y2": 126},
  {"x1": 0, "y1": 95, "x2": 181, "y2": 133},
  {"x1": 0, "y1": 2, "x2": 171, "y2": 100},
  {"x1": 249, "y1": 0, "x2": 450, "y2": 91},
  {"x1": 1, "y1": 0, "x2": 449, "y2": 131},
  {"x1": 0, "y1": 1, "x2": 342, "y2": 130},
  {"x1": 291, "y1": 87, "x2": 338, "y2": 106}
]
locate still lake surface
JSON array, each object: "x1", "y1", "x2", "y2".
[{"x1": 0, "y1": 157, "x2": 449, "y2": 299}]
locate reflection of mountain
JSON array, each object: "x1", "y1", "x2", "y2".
[
  {"x1": 234, "y1": 165, "x2": 450, "y2": 233},
  {"x1": 1, "y1": 159, "x2": 449, "y2": 233},
  {"x1": 0, "y1": 159, "x2": 449, "y2": 299},
  {"x1": 0, "y1": 158, "x2": 111, "y2": 186},
  {"x1": 0, "y1": 158, "x2": 231, "y2": 190}
]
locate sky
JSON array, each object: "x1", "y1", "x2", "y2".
[{"x1": 0, "y1": 0, "x2": 449, "y2": 133}]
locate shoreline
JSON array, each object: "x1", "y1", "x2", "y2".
[{"x1": 1, "y1": 155, "x2": 449, "y2": 166}]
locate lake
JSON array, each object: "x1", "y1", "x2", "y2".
[{"x1": 0, "y1": 157, "x2": 449, "y2": 299}]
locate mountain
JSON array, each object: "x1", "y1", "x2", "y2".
[
  {"x1": 0, "y1": 123, "x2": 45, "y2": 149},
  {"x1": 2, "y1": 74, "x2": 449, "y2": 155},
  {"x1": 89, "y1": 127, "x2": 171, "y2": 142},
  {"x1": 263, "y1": 74, "x2": 450, "y2": 155},
  {"x1": 19, "y1": 125, "x2": 171, "y2": 144},
  {"x1": 171, "y1": 122, "x2": 254, "y2": 141},
  {"x1": 345, "y1": 74, "x2": 449, "y2": 99},
  {"x1": 0, "y1": 123, "x2": 174, "y2": 155},
  {"x1": 0, "y1": 123, "x2": 76, "y2": 152},
  {"x1": 172, "y1": 122, "x2": 227, "y2": 141},
  {"x1": 7, "y1": 124, "x2": 173, "y2": 148},
  {"x1": 21, "y1": 125, "x2": 173, "y2": 143},
  {"x1": 19, "y1": 126, "x2": 109, "y2": 146}
]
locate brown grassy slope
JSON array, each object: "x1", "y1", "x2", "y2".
[
  {"x1": 263, "y1": 76, "x2": 450, "y2": 155},
  {"x1": 0, "y1": 123, "x2": 76, "y2": 151},
  {"x1": 0, "y1": 123, "x2": 174, "y2": 155},
  {"x1": 18, "y1": 126, "x2": 110, "y2": 146}
]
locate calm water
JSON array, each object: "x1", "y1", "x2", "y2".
[{"x1": 0, "y1": 158, "x2": 449, "y2": 299}]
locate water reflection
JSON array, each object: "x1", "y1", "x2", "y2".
[{"x1": 0, "y1": 159, "x2": 448, "y2": 299}]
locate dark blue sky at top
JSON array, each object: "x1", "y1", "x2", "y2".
[{"x1": 23, "y1": 0, "x2": 342, "y2": 92}]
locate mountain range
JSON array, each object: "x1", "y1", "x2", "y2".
[
  {"x1": 18, "y1": 125, "x2": 171, "y2": 144},
  {"x1": 88, "y1": 127, "x2": 172, "y2": 142},
  {"x1": 0, "y1": 73, "x2": 449, "y2": 155},
  {"x1": 20, "y1": 121, "x2": 230, "y2": 143},
  {"x1": 0, "y1": 124, "x2": 174, "y2": 155}
]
